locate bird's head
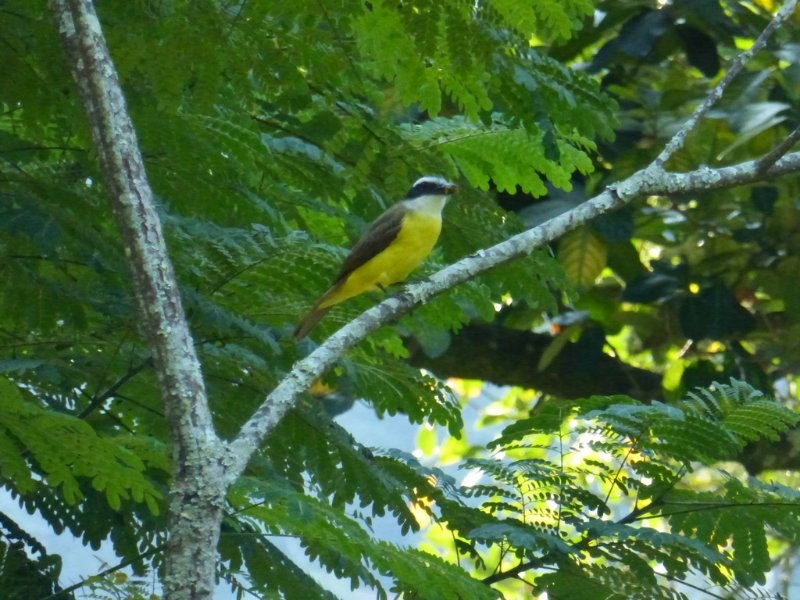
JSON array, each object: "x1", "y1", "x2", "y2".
[{"x1": 405, "y1": 176, "x2": 459, "y2": 199}]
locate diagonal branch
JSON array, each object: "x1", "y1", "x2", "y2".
[
  {"x1": 49, "y1": 0, "x2": 217, "y2": 450},
  {"x1": 77, "y1": 358, "x2": 152, "y2": 419},
  {"x1": 227, "y1": 0, "x2": 800, "y2": 479},
  {"x1": 653, "y1": 0, "x2": 798, "y2": 168},
  {"x1": 756, "y1": 125, "x2": 800, "y2": 173},
  {"x1": 49, "y1": 1, "x2": 227, "y2": 598}
]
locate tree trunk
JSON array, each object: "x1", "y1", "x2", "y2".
[{"x1": 49, "y1": 1, "x2": 228, "y2": 597}]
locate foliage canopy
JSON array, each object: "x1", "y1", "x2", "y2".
[{"x1": 1, "y1": 0, "x2": 799, "y2": 598}]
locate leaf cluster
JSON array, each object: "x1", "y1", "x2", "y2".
[
  {"x1": 428, "y1": 380, "x2": 800, "y2": 598},
  {"x1": 1, "y1": 0, "x2": 799, "y2": 598},
  {"x1": 222, "y1": 440, "x2": 497, "y2": 599}
]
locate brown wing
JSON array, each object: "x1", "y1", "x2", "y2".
[
  {"x1": 332, "y1": 202, "x2": 405, "y2": 285},
  {"x1": 293, "y1": 203, "x2": 405, "y2": 341}
]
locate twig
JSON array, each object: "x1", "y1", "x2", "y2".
[
  {"x1": 653, "y1": 0, "x2": 798, "y2": 168},
  {"x1": 756, "y1": 125, "x2": 800, "y2": 173},
  {"x1": 37, "y1": 546, "x2": 162, "y2": 600},
  {"x1": 77, "y1": 358, "x2": 152, "y2": 419},
  {"x1": 228, "y1": 145, "x2": 800, "y2": 475}
]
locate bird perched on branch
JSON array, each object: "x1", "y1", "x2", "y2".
[{"x1": 294, "y1": 176, "x2": 459, "y2": 340}]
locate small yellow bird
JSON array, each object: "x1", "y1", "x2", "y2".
[{"x1": 294, "y1": 176, "x2": 459, "y2": 340}]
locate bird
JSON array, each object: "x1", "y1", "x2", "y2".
[{"x1": 293, "y1": 176, "x2": 459, "y2": 340}]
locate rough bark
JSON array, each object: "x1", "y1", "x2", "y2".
[{"x1": 48, "y1": 1, "x2": 229, "y2": 598}]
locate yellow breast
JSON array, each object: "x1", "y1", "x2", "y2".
[{"x1": 320, "y1": 209, "x2": 443, "y2": 307}]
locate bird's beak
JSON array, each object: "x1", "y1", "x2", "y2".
[{"x1": 445, "y1": 183, "x2": 459, "y2": 195}]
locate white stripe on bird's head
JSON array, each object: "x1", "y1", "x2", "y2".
[{"x1": 405, "y1": 176, "x2": 459, "y2": 200}]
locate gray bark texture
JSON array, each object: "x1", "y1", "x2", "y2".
[{"x1": 49, "y1": 1, "x2": 228, "y2": 598}]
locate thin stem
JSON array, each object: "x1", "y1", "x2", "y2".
[
  {"x1": 77, "y1": 358, "x2": 152, "y2": 419},
  {"x1": 757, "y1": 125, "x2": 800, "y2": 173},
  {"x1": 653, "y1": 0, "x2": 798, "y2": 168},
  {"x1": 37, "y1": 546, "x2": 162, "y2": 600}
]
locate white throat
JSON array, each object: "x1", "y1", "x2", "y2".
[{"x1": 403, "y1": 193, "x2": 450, "y2": 216}]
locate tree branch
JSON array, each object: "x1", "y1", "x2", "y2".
[
  {"x1": 227, "y1": 146, "x2": 800, "y2": 476},
  {"x1": 653, "y1": 0, "x2": 798, "y2": 168},
  {"x1": 77, "y1": 357, "x2": 152, "y2": 419},
  {"x1": 49, "y1": 1, "x2": 227, "y2": 598},
  {"x1": 227, "y1": 0, "x2": 800, "y2": 478},
  {"x1": 756, "y1": 125, "x2": 800, "y2": 173},
  {"x1": 407, "y1": 324, "x2": 663, "y2": 400},
  {"x1": 47, "y1": 0, "x2": 800, "y2": 596}
]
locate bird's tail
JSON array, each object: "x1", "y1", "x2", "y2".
[{"x1": 293, "y1": 304, "x2": 333, "y2": 341}]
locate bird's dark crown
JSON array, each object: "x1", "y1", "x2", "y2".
[{"x1": 405, "y1": 176, "x2": 458, "y2": 199}]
